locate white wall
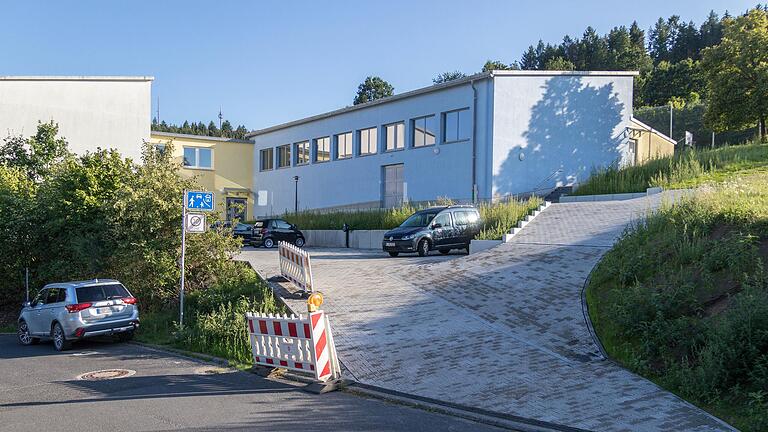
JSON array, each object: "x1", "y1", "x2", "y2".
[
  {"x1": 0, "y1": 77, "x2": 153, "y2": 161},
  {"x1": 490, "y1": 72, "x2": 635, "y2": 196},
  {"x1": 251, "y1": 80, "x2": 493, "y2": 216}
]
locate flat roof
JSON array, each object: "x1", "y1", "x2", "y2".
[
  {"x1": 150, "y1": 130, "x2": 253, "y2": 144},
  {"x1": 247, "y1": 70, "x2": 639, "y2": 137},
  {"x1": 0, "y1": 76, "x2": 154, "y2": 82}
]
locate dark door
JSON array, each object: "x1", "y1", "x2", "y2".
[
  {"x1": 452, "y1": 210, "x2": 479, "y2": 244},
  {"x1": 226, "y1": 198, "x2": 247, "y2": 222},
  {"x1": 430, "y1": 212, "x2": 455, "y2": 247},
  {"x1": 272, "y1": 219, "x2": 295, "y2": 243}
]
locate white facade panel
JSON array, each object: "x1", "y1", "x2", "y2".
[
  {"x1": 490, "y1": 73, "x2": 634, "y2": 197},
  {"x1": 0, "y1": 77, "x2": 153, "y2": 161},
  {"x1": 251, "y1": 81, "x2": 492, "y2": 216}
]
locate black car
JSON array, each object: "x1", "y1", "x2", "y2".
[
  {"x1": 213, "y1": 221, "x2": 255, "y2": 243},
  {"x1": 251, "y1": 218, "x2": 305, "y2": 248},
  {"x1": 382, "y1": 205, "x2": 481, "y2": 257}
]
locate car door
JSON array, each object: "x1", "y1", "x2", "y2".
[
  {"x1": 41, "y1": 288, "x2": 62, "y2": 333},
  {"x1": 430, "y1": 213, "x2": 454, "y2": 247},
  {"x1": 452, "y1": 211, "x2": 470, "y2": 244},
  {"x1": 274, "y1": 220, "x2": 294, "y2": 243},
  {"x1": 27, "y1": 288, "x2": 49, "y2": 335}
]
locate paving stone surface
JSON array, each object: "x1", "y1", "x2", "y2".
[{"x1": 238, "y1": 192, "x2": 735, "y2": 432}]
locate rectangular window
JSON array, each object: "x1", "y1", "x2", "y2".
[
  {"x1": 384, "y1": 122, "x2": 404, "y2": 151},
  {"x1": 314, "y1": 137, "x2": 330, "y2": 162},
  {"x1": 183, "y1": 147, "x2": 213, "y2": 169},
  {"x1": 443, "y1": 108, "x2": 471, "y2": 143},
  {"x1": 295, "y1": 141, "x2": 310, "y2": 165},
  {"x1": 260, "y1": 148, "x2": 274, "y2": 171},
  {"x1": 359, "y1": 127, "x2": 377, "y2": 155},
  {"x1": 336, "y1": 132, "x2": 353, "y2": 159},
  {"x1": 277, "y1": 144, "x2": 291, "y2": 168},
  {"x1": 412, "y1": 115, "x2": 437, "y2": 147}
]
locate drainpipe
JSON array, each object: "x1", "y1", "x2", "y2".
[{"x1": 470, "y1": 79, "x2": 478, "y2": 203}]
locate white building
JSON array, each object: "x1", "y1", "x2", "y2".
[
  {"x1": 0, "y1": 76, "x2": 153, "y2": 161},
  {"x1": 248, "y1": 70, "x2": 638, "y2": 216}
]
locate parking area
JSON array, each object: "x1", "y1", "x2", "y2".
[
  {"x1": 0, "y1": 334, "x2": 503, "y2": 432},
  {"x1": 238, "y1": 193, "x2": 734, "y2": 432}
]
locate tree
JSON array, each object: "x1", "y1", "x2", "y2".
[
  {"x1": 643, "y1": 59, "x2": 704, "y2": 106},
  {"x1": 207, "y1": 121, "x2": 219, "y2": 137},
  {"x1": 353, "y1": 76, "x2": 394, "y2": 105},
  {"x1": 221, "y1": 120, "x2": 233, "y2": 137},
  {"x1": 433, "y1": 71, "x2": 467, "y2": 84},
  {"x1": 520, "y1": 45, "x2": 539, "y2": 70},
  {"x1": 482, "y1": 60, "x2": 518, "y2": 72},
  {"x1": 701, "y1": 8, "x2": 768, "y2": 140},
  {"x1": 0, "y1": 121, "x2": 70, "y2": 181},
  {"x1": 544, "y1": 56, "x2": 575, "y2": 71},
  {"x1": 649, "y1": 17, "x2": 672, "y2": 63}
]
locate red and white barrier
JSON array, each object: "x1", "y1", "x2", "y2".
[
  {"x1": 246, "y1": 310, "x2": 340, "y2": 382},
  {"x1": 278, "y1": 241, "x2": 314, "y2": 294}
]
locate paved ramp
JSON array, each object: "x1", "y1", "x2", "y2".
[{"x1": 239, "y1": 192, "x2": 734, "y2": 432}]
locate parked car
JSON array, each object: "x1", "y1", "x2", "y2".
[
  {"x1": 17, "y1": 279, "x2": 140, "y2": 351},
  {"x1": 251, "y1": 218, "x2": 305, "y2": 248},
  {"x1": 382, "y1": 205, "x2": 482, "y2": 257},
  {"x1": 212, "y1": 221, "x2": 255, "y2": 243}
]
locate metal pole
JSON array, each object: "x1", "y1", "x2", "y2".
[
  {"x1": 25, "y1": 267, "x2": 29, "y2": 303},
  {"x1": 711, "y1": 131, "x2": 715, "y2": 149},
  {"x1": 293, "y1": 176, "x2": 299, "y2": 213},
  {"x1": 669, "y1": 103, "x2": 673, "y2": 140},
  {"x1": 180, "y1": 190, "x2": 187, "y2": 327}
]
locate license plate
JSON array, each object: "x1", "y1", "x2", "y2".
[{"x1": 385, "y1": 242, "x2": 396, "y2": 247}]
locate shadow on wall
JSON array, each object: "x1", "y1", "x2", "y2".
[{"x1": 495, "y1": 77, "x2": 625, "y2": 196}]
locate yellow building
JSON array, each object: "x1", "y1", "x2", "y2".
[
  {"x1": 149, "y1": 131, "x2": 254, "y2": 221},
  {"x1": 627, "y1": 117, "x2": 676, "y2": 165}
]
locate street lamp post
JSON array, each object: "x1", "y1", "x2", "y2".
[{"x1": 293, "y1": 176, "x2": 299, "y2": 213}]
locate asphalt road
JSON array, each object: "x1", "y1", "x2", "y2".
[{"x1": 0, "y1": 334, "x2": 501, "y2": 432}]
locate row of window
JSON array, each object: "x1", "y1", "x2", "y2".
[{"x1": 259, "y1": 108, "x2": 471, "y2": 171}]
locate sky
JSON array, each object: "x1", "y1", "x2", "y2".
[{"x1": 0, "y1": 0, "x2": 757, "y2": 131}]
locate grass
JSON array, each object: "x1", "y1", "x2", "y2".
[
  {"x1": 268, "y1": 197, "x2": 543, "y2": 241},
  {"x1": 136, "y1": 266, "x2": 285, "y2": 367},
  {"x1": 572, "y1": 142, "x2": 768, "y2": 196},
  {"x1": 586, "y1": 172, "x2": 768, "y2": 431}
]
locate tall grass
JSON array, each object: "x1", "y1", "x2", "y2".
[
  {"x1": 573, "y1": 143, "x2": 768, "y2": 196},
  {"x1": 276, "y1": 197, "x2": 542, "y2": 241}
]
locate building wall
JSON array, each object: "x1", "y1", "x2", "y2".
[
  {"x1": 149, "y1": 132, "x2": 254, "y2": 221},
  {"x1": 250, "y1": 81, "x2": 493, "y2": 217},
  {"x1": 490, "y1": 72, "x2": 636, "y2": 197},
  {"x1": 629, "y1": 118, "x2": 675, "y2": 164},
  {"x1": 0, "y1": 77, "x2": 153, "y2": 161}
]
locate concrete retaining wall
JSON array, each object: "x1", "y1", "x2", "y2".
[
  {"x1": 303, "y1": 230, "x2": 388, "y2": 249},
  {"x1": 469, "y1": 240, "x2": 503, "y2": 255},
  {"x1": 559, "y1": 187, "x2": 662, "y2": 203}
]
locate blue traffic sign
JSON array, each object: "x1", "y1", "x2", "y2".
[{"x1": 186, "y1": 191, "x2": 215, "y2": 211}]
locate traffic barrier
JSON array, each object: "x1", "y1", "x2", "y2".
[
  {"x1": 278, "y1": 241, "x2": 314, "y2": 294},
  {"x1": 246, "y1": 310, "x2": 340, "y2": 383}
]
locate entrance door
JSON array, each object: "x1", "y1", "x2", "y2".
[
  {"x1": 382, "y1": 164, "x2": 404, "y2": 208},
  {"x1": 226, "y1": 197, "x2": 247, "y2": 222}
]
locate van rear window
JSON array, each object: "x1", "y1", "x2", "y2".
[{"x1": 76, "y1": 284, "x2": 130, "y2": 302}]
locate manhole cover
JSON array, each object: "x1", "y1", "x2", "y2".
[{"x1": 77, "y1": 369, "x2": 136, "y2": 381}]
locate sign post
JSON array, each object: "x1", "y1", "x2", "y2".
[{"x1": 180, "y1": 190, "x2": 215, "y2": 327}]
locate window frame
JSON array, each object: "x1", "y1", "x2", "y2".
[
  {"x1": 335, "y1": 131, "x2": 353, "y2": 160},
  {"x1": 276, "y1": 144, "x2": 291, "y2": 169},
  {"x1": 358, "y1": 126, "x2": 378, "y2": 156},
  {"x1": 411, "y1": 115, "x2": 437, "y2": 148},
  {"x1": 259, "y1": 147, "x2": 274, "y2": 171},
  {"x1": 442, "y1": 108, "x2": 471, "y2": 144},
  {"x1": 384, "y1": 122, "x2": 405, "y2": 152},
  {"x1": 294, "y1": 141, "x2": 310, "y2": 166},
  {"x1": 314, "y1": 136, "x2": 331, "y2": 163},
  {"x1": 182, "y1": 146, "x2": 215, "y2": 170}
]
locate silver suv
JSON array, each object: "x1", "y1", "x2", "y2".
[{"x1": 17, "y1": 279, "x2": 140, "y2": 351}]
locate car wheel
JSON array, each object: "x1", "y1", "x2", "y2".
[
  {"x1": 52, "y1": 322, "x2": 71, "y2": 351},
  {"x1": 388, "y1": 251, "x2": 399, "y2": 257},
  {"x1": 294, "y1": 237, "x2": 305, "y2": 247},
  {"x1": 439, "y1": 248, "x2": 451, "y2": 255},
  {"x1": 17, "y1": 320, "x2": 39, "y2": 346},
  {"x1": 263, "y1": 238, "x2": 275, "y2": 248},
  {"x1": 417, "y1": 239, "x2": 430, "y2": 257},
  {"x1": 117, "y1": 331, "x2": 134, "y2": 343}
]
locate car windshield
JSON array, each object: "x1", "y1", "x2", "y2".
[
  {"x1": 400, "y1": 212, "x2": 438, "y2": 228},
  {"x1": 76, "y1": 284, "x2": 130, "y2": 302}
]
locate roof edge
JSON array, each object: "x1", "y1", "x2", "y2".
[
  {"x1": 0, "y1": 76, "x2": 155, "y2": 82},
  {"x1": 630, "y1": 117, "x2": 677, "y2": 145},
  {"x1": 150, "y1": 130, "x2": 253, "y2": 144},
  {"x1": 491, "y1": 70, "x2": 640, "y2": 77}
]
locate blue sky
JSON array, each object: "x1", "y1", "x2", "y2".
[{"x1": 0, "y1": 1, "x2": 756, "y2": 130}]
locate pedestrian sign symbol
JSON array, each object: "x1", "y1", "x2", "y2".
[{"x1": 186, "y1": 191, "x2": 214, "y2": 211}]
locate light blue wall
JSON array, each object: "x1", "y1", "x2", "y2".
[
  {"x1": 490, "y1": 73, "x2": 635, "y2": 197},
  {"x1": 251, "y1": 81, "x2": 493, "y2": 217}
]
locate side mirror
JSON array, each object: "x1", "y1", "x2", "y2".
[
  {"x1": 22, "y1": 301, "x2": 31, "y2": 308},
  {"x1": 432, "y1": 223, "x2": 442, "y2": 229}
]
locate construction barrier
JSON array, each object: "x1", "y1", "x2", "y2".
[
  {"x1": 246, "y1": 310, "x2": 340, "y2": 382},
  {"x1": 278, "y1": 241, "x2": 314, "y2": 294}
]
